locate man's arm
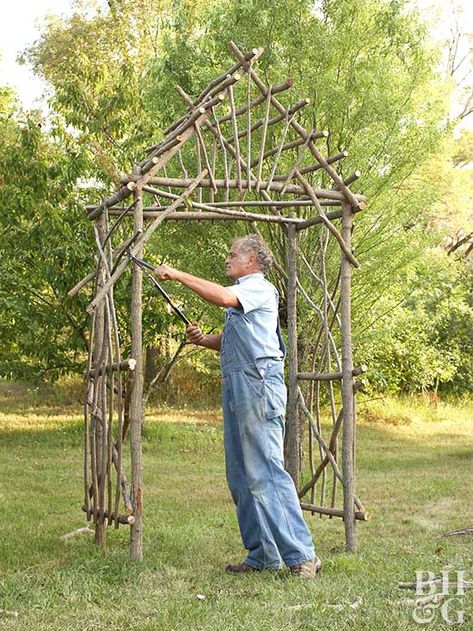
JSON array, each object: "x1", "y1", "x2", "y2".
[
  {"x1": 155, "y1": 265, "x2": 239, "y2": 308},
  {"x1": 187, "y1": 324, "x2": 222, "y2": 351}
]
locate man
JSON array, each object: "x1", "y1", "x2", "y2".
[{"x1": 155, "y1": 235, "x2": 321, "y2": 578}]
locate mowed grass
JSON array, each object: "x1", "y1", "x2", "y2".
[{"x1": 0, "y1": 382, "x2": 472, "y2": 630}]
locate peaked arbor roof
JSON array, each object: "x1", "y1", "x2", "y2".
[{"x1": 85, "y1": 41, "x2": 365, "y2": 314}]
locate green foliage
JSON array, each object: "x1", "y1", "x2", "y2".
[
  {"x1": 357, "y1": 248, "x2": 473, "y2": 393},
  {"x1": 0, "y1": 94, "x2": 94, "y2": 380}
]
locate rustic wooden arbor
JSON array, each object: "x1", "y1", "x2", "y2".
[{"x1": 71, "y1": 42, "x2": 368, "y2": 560}]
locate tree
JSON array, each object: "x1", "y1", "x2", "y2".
[
  {"x1": 0, "y1": 89, "x2": 92, "y2": 379},
  {"x1": 4, "y1": 0, "x2": 469, "y2": 393}
]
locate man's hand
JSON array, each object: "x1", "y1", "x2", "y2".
[
  {"x1": 186, "y1": 323, "x2": 205, "y2": 346},
  {"x1": 155, "y1": 264, "x2": 179, "y2": 281}
]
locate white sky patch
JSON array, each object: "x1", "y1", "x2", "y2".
[
  {"x1": 1, "y1": 0, "x2": 472, "y2": 121},
  {"x1": 0, "y1": 0, "x2": 106, "y2": 109}
]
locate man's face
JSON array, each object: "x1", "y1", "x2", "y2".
[{"x1": 225, "y1": 241, "x2": 254, "y2": 281}]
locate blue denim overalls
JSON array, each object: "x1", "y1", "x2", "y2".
[{"x1": 220, "y1": 285, "x2": 315, "y2": 570}]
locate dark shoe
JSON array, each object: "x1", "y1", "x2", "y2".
[
  {"x1": 289, "y1": 556, "x2": 322, "y2": 578},
  {"x1": 225, "y1": 562, "x2": 261, "y2": 574}
]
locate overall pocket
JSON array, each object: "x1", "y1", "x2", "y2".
[
  {"x1": 257, "y1": 360, "x2": 287, "y2": 419},
  {"x1": 241, "y1": 363, "x2": 265, "y2": 399}
]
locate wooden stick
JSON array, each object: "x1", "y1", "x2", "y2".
[
  {"x1": 83, "y1": 305, "x2": 97, "y2": 519},
  {"x1": 104, "y1": 285, "x2": 126, "y2": 527},
  {"x1": 229, "y1": 42, "x2": 363, "y2": 208},
  {"x1": 273, "y1": 149, "x2": 346, "y2": 181},
  {"x1": 299, "y1": 251, "x2": 341, "y2": 326},
  {"x1": 307, "y1": 142, "x2": 361, "y2": 208},
  {"x1": 295, "y1": 280, "x2": 341, "y2": 369},
  {"x1": 225, "y1": 99, "x2": 308, "y2": 144},
  {"x1": 298, "y1": 379, "x2": 365, "y2": 499},
  {"x1": 111, "y1": 230, "x2": 143, "y2": 274},
  {"x1": 131, "y1": 175, "x2": 364, "y2": 201},
  {"x1": 140, "y1": 136, "x2": 182, "y2": 173},
  {"x1": 285, "y1": 221, "x2": 300, "y2": 486},
  {"x1": 399, "y1": 580, "x2": 473, "y2": 590},
  {"x1": 177, "y1": 148, "x2": 188, "y2": 179},
  {"x1": 87, "y1": 358, "x2": 137, "y2": 374},
  {"x1": 89, "y1": 104, "x2": 212, "y2": 222},
  {"x1": 300, "y1": 503, "x2": 370, "y2": 521},
  {"x1": 136, "y1": 197, "x2": 341, "y2": 210},
  {"x1": 216, "y1": 78, "x2": 293, "y2": 124},
  {"x1": 297, "y1": 203, "x2": 365, "y2": 230},
  {"x1": 315, "y1": 380, "x2": 325, "y2": 509},
  {"x1": 442, "y1": 527, "x2": 473, "y2": 538},
  {"x1": 103, "y1": 208, "x2": 115, "y2": 527},
  {"x1": 129, "y1": 173, "x2": 144, "y2": 560},
  {"x1": 192, "y1": 46, "x2": 262, "y2": 107},
  {"x1": 210, "y1": 138, "x2": 217, "y2": 203},
  {"x1": 266, "y1": 111, "x2": 296, "y2": 193},
  {"x1": 105, "y1": 300, "x2": 114, "y2": 523},
  {"x1": 154, "y1": 88, "x2": 226, "y2": 154},
  {"x1": 255, "y1": 86, "x2": 272, "y2": 193},
  {"x1": 308, "y1": 373, "x2": 318, "y2": 507},
  {"x1": 340, "y1": 201, "x2": 357, "y2": 551},
  {"x1": 249, "y1": 133, "x2": 329, "y2": 169},
  {"x1": 297, "y1": 387, "x2": 364, "y2": 511},
  {"x1": 91, "y1": 215, "x2": 108, "y2": 544},
  {"x1": 137, "y1": 188, "x2": 304, "y2": 223},
  {"x1": 246, "y1": 65, "x2": 252, "y2": 191},
  {"x1": 280, "y1": 129, "x2": 313, "y2": 195},
  {"x1": 69, "y1": 230, "x2": 143, "y2": 299},
  {"x1": 82, "y1": 504, "x2": 134, "y2": 525},
  {"x1": 299, "y1": 406, "x2": 343, "y2": 499},
  {"x1": 86, "y1": 394, "x2": 133, "y2": 515},
  {"x1": 166, "y1": 78, "x2": 231, "y2": 137},
  {"x1": 60, "y1": 527, "x2": 94, "y2": 539},
  {"x1": 68, "y1": 271, "x2": 96, "y2": 298},
  {"x1": 162, "y1": 94, "x2": 208, "y2": 144},
  {"x1": 343, "y1": 171, "x2": 361, "y2": 186},
  {"x1": 298, "y1": 365, "x2": 367, "y2": 381},
  {"x1": 295, "y1": 170, "x2": 360, "y2": 267},
  {"x1": 98, "y1": 353, "x2": 108, "y2": 530},
  {"x1": 211, "y1": 106, "x2": 229, "y2": 195},
  {"x1": 228, "y1": 84, "x2": 242, "y2": 193},
  {"x1": 194, "y1": 124, "x2": 203, "y2": 204},
  {"x1": 105, "y1": 199, "x2": 341, "y2": 215},
  {"x1": 194, "y1": 123, "x2": 217, "y2": 194},
  {"x1": 110, "y1": 210, "x2": 303, "y2": 222},
  {"x1": 87, "y1": 170, "x2": 208, "y2": 314},
  {"x1": 321, "y1": 231, "x2": 338, "y2": 516}
]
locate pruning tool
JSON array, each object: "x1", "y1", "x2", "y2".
[{"x1": 126, "y1": 250, "x2": 191, "y2": 326}]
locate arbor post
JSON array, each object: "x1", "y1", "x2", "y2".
[
  {"x1": 340, "y1": 201, "x2": 356, "y2": 551},
  {"x1": 129, "y1": 172, "x2": 144, "y2": 560},
  {"x1": 93, "y1": 213, "x2": 107, "y2": 547},
  {"x1": 285, "y1": 221, "x2": 300, "y2": 486}
]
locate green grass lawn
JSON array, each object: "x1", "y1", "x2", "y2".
[{"x1": 0, "y1": 383, "x2": 472, "y2": 630}]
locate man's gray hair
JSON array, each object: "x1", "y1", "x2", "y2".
[{"x1": 234, "y1": 235, "x2": 273, "y2": 274}]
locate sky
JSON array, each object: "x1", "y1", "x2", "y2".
[
  {"x1": 0, "y1": 0, "x2": 106, "y2": 108},
  {"x1": 0, "y1": 0, "x2": 472, "y2": 112}
]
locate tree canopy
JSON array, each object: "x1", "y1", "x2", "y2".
[{"x1": 1, "y1": 0, "x2": 471, "y2": 393}]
